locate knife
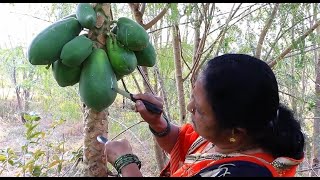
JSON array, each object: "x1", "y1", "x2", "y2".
[
  {"x1": 112, "y1": 87, "x2": 163, "y2": 114},
  {"x1": 97, "y1": 135, "x2": 108, "y2": 144}
]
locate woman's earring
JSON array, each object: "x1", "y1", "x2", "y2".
[
  {"x1": 229, "y1": 137, "x2": 236, "y2": 143},
  {"x1": 191, "y1": 108, "x2": 195, "y2": 113},
  {"x1": 229, "y1": 129, "x2": 236, "y2": 143}
]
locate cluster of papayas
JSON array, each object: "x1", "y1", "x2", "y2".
[{"x1": 27, "y1": 3, "x2": 157, "y2": 112}]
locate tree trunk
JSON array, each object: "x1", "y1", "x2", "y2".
[
  {"x1": 82, "y1": 3, "x2": 113, "y2": 177},
  {"x1": 290, "y1": 18, "x2": 297, "y2": 113},
  {"x1": 255, "y1": 3, "x2": 279, "y2": 59},
  {"x1": 312, "y1": 3, "x2": 320, "y2": 177},
  {"x1": 11, "y1": 57, "x2": 24, "y2": 123},
  {"x1": 172, "y1": 24, "x2": 186, "y2": 124},
  {"x1": 128, "y1": 3, "x2": 169, "y2": 173},
  {"x1": 192, "y1": 6, "x2": 201, "y2": 69},
  {"x1": 83, "y1": 108, "x2": 109, "y2": 177},
  {"x1": 23, "y1": 70, "x2": 31, "y2": 113}
]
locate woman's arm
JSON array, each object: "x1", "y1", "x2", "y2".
[
  {"x1": 120, "y1": 163, "x2": 143, "y2": 177},
  {"x1": 133, "y1": 93, "x2": 180, "y2": 154},
  {"x1": 148, "y1": 115, "x2": 180, "y2": 153}
]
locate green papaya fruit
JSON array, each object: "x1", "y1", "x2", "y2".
[
  {"x1": 79, "y1": 48, "x2": 118, "y2": 112},
  {"x1": 134, "y1": 41, "x2": 156, "y2": 67},
  {"x1": 28, "y1": 17, "x2": 82, "y2": 65},
  {"x1": 76, "y1": 3, "x2": 97, "y2": 29},
  {"x1": 116, "y1": 17, "x2": 149, "y2": 51},
  {"x1": 106, "y1": 36, "x2": 137, "y2": 76},
  {"x1": 52, "y1": 59, "x2": 81, "y2": 87},
  {"x1": 60, "y1": 35, "x2": 93, "y2": 67}
]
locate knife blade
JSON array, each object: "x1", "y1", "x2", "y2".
[
  {"x1": 112, "y1": 87, "x2": 163, "y2": 114},
  {"x1": 97, "y1": 135, "x2": 108, "y2": 144}
]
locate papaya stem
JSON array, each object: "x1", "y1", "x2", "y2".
[
  {"x1": 110, "y1": 20, "x2": 117, "y2": 25},
  {"x1": 45, "y1": 63, "x2": 51, "y2": 70}
]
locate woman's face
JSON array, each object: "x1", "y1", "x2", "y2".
[{"x1": 187, "y1": 78, "x2": 229, "y2": 143}]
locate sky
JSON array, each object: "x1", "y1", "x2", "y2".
[
  {"x1": 0, "y1": 3, "x2": 54, "y2": 49},
  {"x1": 0, "y1": 3, "x2": 237, "y2": 50}
]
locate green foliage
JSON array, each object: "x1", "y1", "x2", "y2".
[
  {"x1": 50, "y1": 3, "x2": 77, "y2": 22},
  {"x1": 2, "y1": 3, "x2": 320, "y2": 176},
  {"x1": 167, "y1": 3, "x2": 180, "y2": 25},
  {"x1": 0, "y1": 114, "x2": 80, "y2": 177}
]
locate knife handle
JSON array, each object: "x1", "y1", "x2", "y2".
[{"x1": 130, "y1": 94, "x2": 163, "y2": 114}]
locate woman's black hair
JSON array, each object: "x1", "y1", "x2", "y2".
[{"x1": 201, "y1": 54, "x2": 304, "y2": 159}]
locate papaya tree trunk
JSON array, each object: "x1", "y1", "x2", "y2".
[
  {"x1": 82, "y1": 3, "x2": 113, "y2": 177},
  {"x1": 83, "y1": 108, "x2": 109, "y2": 176}
]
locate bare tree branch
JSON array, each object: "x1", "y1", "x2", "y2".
[
  {"x1": 207, "y1": 3, "x2": 265, "y2": 36},
  {"x1": 9, "y1": 11, "x2": 53, "y2": 23},
  {"x1": 144, "y1": 3, "x2": 170, "y2": 30},
  {"x1": 140, "y1": 3, "x2": 146, "y2": 15},
  {"x1": 255, "y1": 3, "x2": 280, "y2": 59},
  {"x1": 268, "y1": 19, "x2": 320, "y2": 68},
  {"x1": 148, "y1": 20, "x2": 194, "y2": 34},
  {"x1": 264, "y1": 14, "x2": 315, "y2": 61},
  {"x1": 284, "y1": 45, "x2": 320, "y2": 59},
  {"x1": 214, "y1": 3, "x2": 241, "y2": 56},
  {"x1": 128, "y1": 3, "x2": 143, "y2": 25},
  {"x1": 298, "y1": 165, "x2": 320, "y2": 173}
]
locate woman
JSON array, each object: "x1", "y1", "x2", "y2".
[{"x1": 103, "y1": 54, "x2": 305, "y2": 177}]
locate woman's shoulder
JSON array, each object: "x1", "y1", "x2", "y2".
[{"x1": 194, "y1": 160, "x2": 273, "y2": 177}]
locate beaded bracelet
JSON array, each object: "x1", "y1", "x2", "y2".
[
  {"x1": 114, "y1": 154, "x2": 141, "y2": 174},
  {"x1": 148, "y1": 115, "x2": 171, "y2": 137}
]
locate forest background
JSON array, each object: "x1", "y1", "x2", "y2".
[{"x1": 0, "y1": 3, "x2": 320, "y2": 177}]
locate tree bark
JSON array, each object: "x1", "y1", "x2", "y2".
[
  {"x1": 268, "y1": 19, "x2": 320, "y2": 68},
  {"x1": 172, "y1": 24, "x2": 186, "y2": 124},
  {"x1": 83, "y1": 3, "x2": 113, "y2": 177},
  {"x1": 312, "y1": 3, "x2": 320, "y2": 177},
  {"x1": 255, "y1": 3, "x2": 279, "y2": 59},
  {"x1": 83, "y1": 108, "x2": 109, "y2": 177},
  {"x1": 190, "y1": 3, "x2": 216, "y2": 87},
  {"x1": 128, "y1": 3, "x2": 168, "y2": 173}
]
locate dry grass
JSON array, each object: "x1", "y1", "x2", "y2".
[{"x1": 0, "y1": 109, "x2": 163, "y2": 177}]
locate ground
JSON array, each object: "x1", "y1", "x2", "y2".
[{"x1": 0, "y1": 113, "x2": 162, "y2": 177}]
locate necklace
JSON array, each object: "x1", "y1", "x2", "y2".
[
  {"x1": 180, "y1": 139, "x2": 261, "y2": 177},
  {"x1": 180, "y1": 142, "x2": 215, "y2": 177}
]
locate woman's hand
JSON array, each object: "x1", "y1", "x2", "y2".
[
  {"x1": 132, "y1": 93, "x2": 164, "y2": 127},
  {"x1": 103, "y1": 139, "x2": 133, "y2": 165}
]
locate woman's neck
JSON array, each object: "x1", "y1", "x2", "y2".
[{"x1": 212, "y1": 143, "x2": 263, "y2": 154}]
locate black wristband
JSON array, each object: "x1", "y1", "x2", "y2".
[
  {"x1": 114, "y1": 154, "x2": 141, "y2": 175},
  {"x1": 149, "y1": 115, "x2": 171, "y2": 137}
]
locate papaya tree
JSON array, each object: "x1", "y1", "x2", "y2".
[{"x1": 80, "y1": 3, "x2": 114, "y2": 176}]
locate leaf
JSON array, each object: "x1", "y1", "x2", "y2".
[
  {"x1": 8, "y1": 159, "x2": 14, "y2": 166},
  {"x1": 53, "y1": 154, "x2": 59, "y2": 161},
  {"x1": 0, "y1": 154, "x2": 6, "y2": 161},
  {"x1": 28, "y1": 131, "x2": 43, "y2": 139},
  {"x1": 32, "y1": 165, "x2": 42, "y2": 177},
  {"x1": 6, "y1": 148, "x2": 16, "y2": 156},
  {"x1": 26, "y1": 123, "x2": 40, "y2": 138},
  {"x1": 28, "y1": 162, "x2": 34, "y2": 174},
  {"x1": 33, "y1": 149, "x2": 45, "y2": 159},
  {"x1": 57, "y1": 163, "x2": 62, "y2": 173},
  {"x1": 48, "y1": 160, "x2": 60, "y2": 169},
  {"x1": 23, "y1": 114, "x2": 41, "y2": 122}
]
